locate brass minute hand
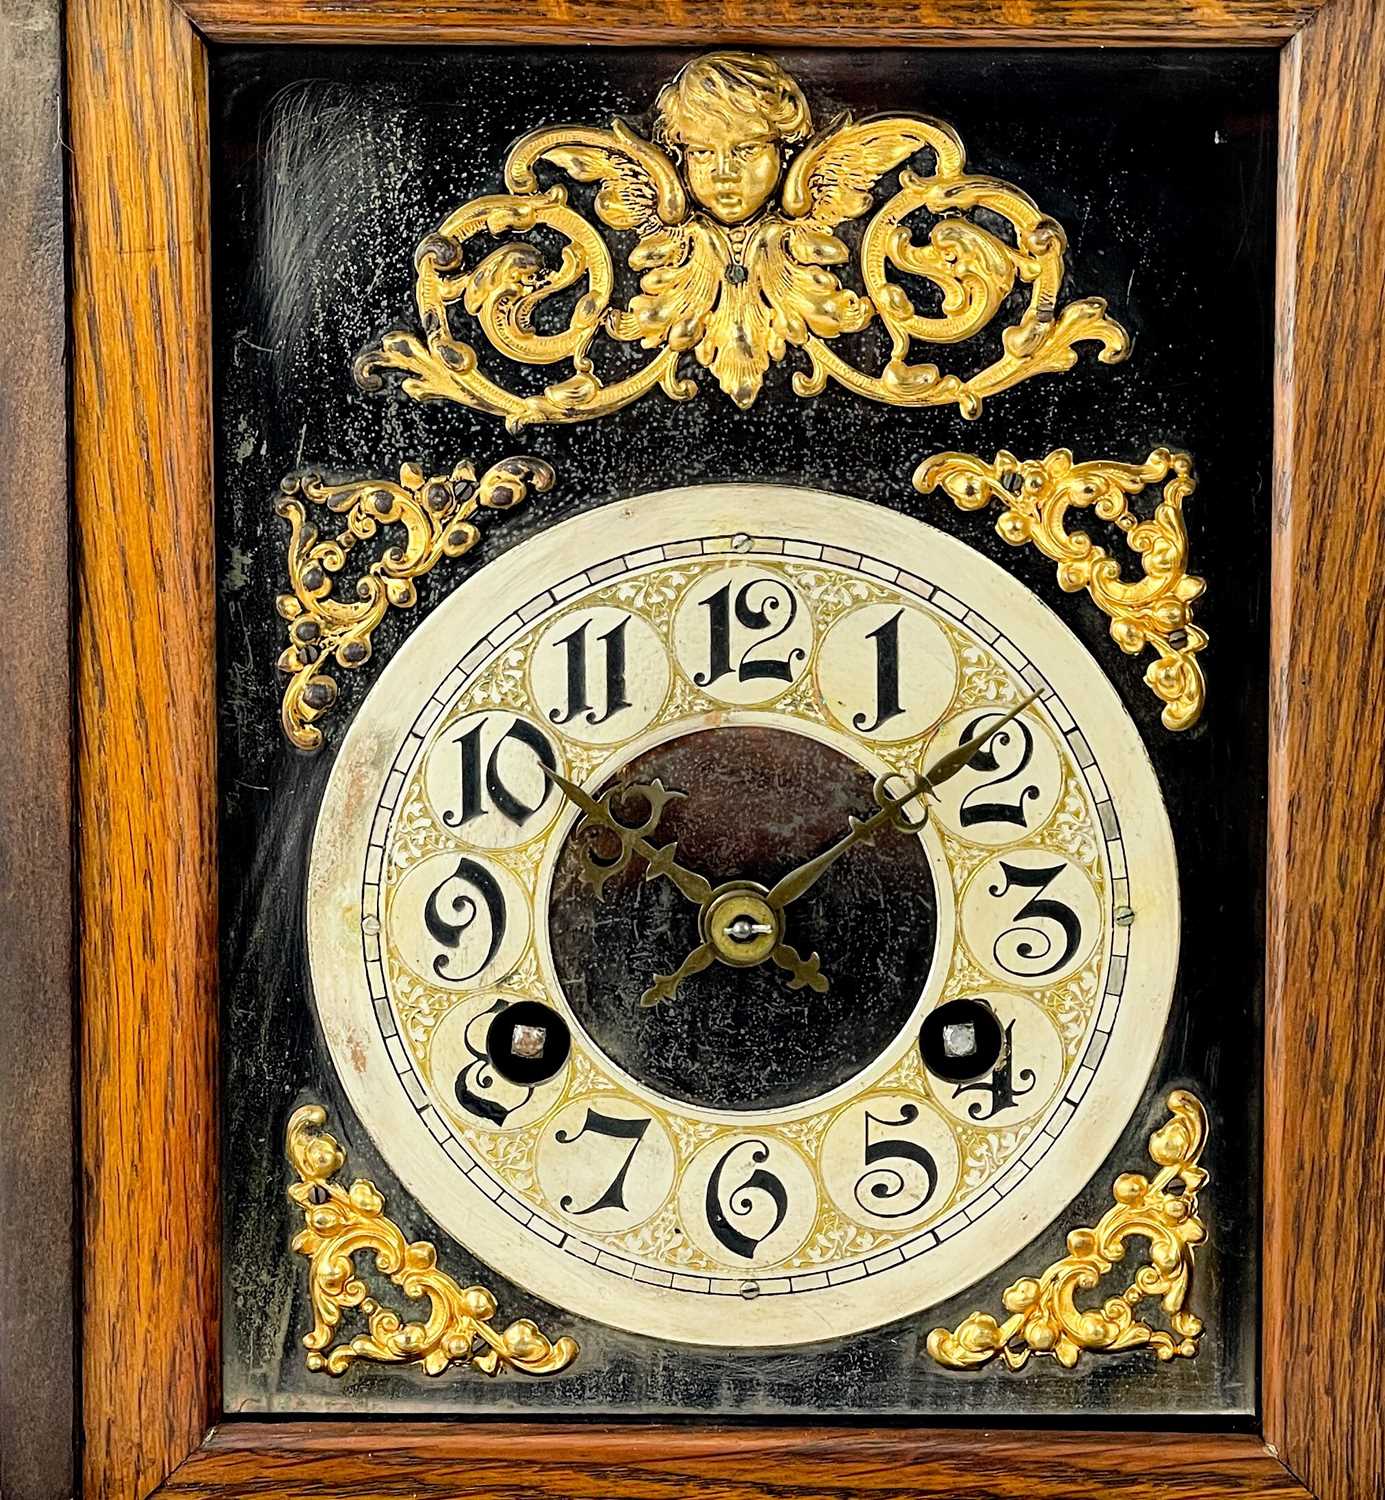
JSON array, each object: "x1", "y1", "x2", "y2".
[
  {"x1": 543, "y1": 767, "x2": 716, "y2": 909},
  {"x1": 764, "y1": 690, "x2": 1042, "y2": 913}
]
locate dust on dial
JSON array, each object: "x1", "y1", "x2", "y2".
[{"x1": 307, "y1": 484, "x2": 1179, "y2": 1346}]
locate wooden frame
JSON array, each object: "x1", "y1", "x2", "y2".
[
  {"x1": 58, "y1": 0, "x2": 1384, "y2": 1496},
  {"x1": 1, "y1": 4, "x2": 73, "y2": 1500}
]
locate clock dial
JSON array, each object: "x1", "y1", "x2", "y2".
[
  {"x1": 548, "y1": 727, "x2": 941, "y2": 1112},
  {"x1": 308, "y1": 484, "x2": 1179, "y2": 1346}
]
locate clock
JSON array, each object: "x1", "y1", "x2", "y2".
[
  {"x1": 306, "y1": 483, "x2": 1177, "y2": 1346},
  {"x1": 56, "y1": 0, "x2": 1385, "y2": 1492},
  {"x1": 206, "y1": 34, "x2": 1274, "y2": 1433}
]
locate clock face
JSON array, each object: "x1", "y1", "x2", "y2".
[{"x1": 308, "y1": 484, "x2": 1178, "y2": 1346}]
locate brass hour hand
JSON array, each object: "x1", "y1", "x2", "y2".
[
  {"x1": 639, "y1": 943, "x2": 714, "y2": 1008},
  {"x1": 543, "y1": 768, "x2": 715, "y2": 908},
  {"x1": 770, "y1": 943, "x2": 828, "y2": 993}
]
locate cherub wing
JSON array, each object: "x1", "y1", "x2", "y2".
[
  {"x1": 501, "y1": 116, "x2": 717, "y2": 394},
  {"x1": 505, "y1": 118, "x2": 688, "y2": 236},
  {"x1": 781, "y1": 112, "x2": 965, "y2": 228}
]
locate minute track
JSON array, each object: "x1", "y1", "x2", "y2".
[{"x1": 307, "y1": 486, "x2": 1177, "y2": 1349}]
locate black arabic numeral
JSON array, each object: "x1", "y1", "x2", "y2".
[
  {"x1": 445, "y1": 716, "x2": 557, "y2": 828},
  {"x1": 952, "y1": 1020, "x2": 1038, "y2": 1122},
  {"x1": 854, "y1": 609, "x2": 904, "y2": 733},
  {"x1": 958, "y1": 711, "x2": 1041, "y2": 828},
  {"x1": 695, "y1": 582, "x2": 734, "y2": 686},
  {"x1": 549, "y1": 615, "x2": 632, "y2": 727},
  {"x1": 734, "y1": 578, "x2": 804, "y2": 682},
  {"x1": 853, "y1": 1104, "x2": 939, "y2": 1219},
  {"x1": 554, "y1": 1108, "x2": 650, "y2": 1216},
  {"x1": 453, "y1": 999, "x2": 531, "y2": 1127},
  {"x1": 705, "y1": 1139, "x2": 789, "y2": 1260},
  {"x1": 424, "y1": 855, "x2": 506, "y2": 983},
  {"x1": 695, "y1": 579, "x2": 805, "y2": 687},
  {"x1": 989, "y1": 860, "x2": 1083, "y2": 977}
]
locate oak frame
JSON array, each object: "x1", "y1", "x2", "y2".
[{"x1": 60, "y1": 0, "x2": 1385, "y2": 1496}]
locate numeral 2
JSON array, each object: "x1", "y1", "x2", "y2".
[{"x1": 958, "y1": 711, "x2": 1041, "y2": 828}]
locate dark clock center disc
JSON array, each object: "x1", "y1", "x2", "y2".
[{"x1": 548, "y1": 725, "x2": 938, "y2": 1111}]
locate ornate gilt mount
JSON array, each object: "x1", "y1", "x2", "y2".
[
  {"x1": 926, "y1": 1090, "x2": 1208, "y2": 1372},
  {"x1": 356, "y1": 51, "x2": 1129, "y2": 430},
  {"x1": 915, "y1": 448, "x2": 1206, "y2": 730},
  {"x1": 287, "y1": 1105, "x2": 579, "y2": 1378},
  {"x1": 275, "y1": 455, "x2": 554, "y2": 752}
]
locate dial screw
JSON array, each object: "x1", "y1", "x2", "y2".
[{"x1": 1114, "y1": 905, "x2": 1135, "y2": 927}]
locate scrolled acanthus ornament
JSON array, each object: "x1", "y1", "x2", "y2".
[
  {"x1": 355, "y1": 50, "x2": 1129, "y2": 430},
  {"x1": 287, "y1": 1104, "x2": 579, "y2": 1378},
  {"x1": 926, "y1": 1090, "x2": 1208, "y2": 1372},
  {"x1": 275, "y1": 454, "x2": 553, "y2": 752},
  {"x1": 915, "y1": 447, "x2": 1206, "y2": 730}
]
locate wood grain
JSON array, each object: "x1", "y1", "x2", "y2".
[
  {"x1": 67, "y1": 0, "x2": 220, "y2": 1496},
  {"x1": 159, "y1": 1423, "x2": 1311, "y2": 1500},
  {"x1": 177, "y1": 0, "x2": 1326, "y2": 46},
  {"x1": 1266, "y1": 0, "x2": 1385, "y2": 1496},
  {"x1": 0, "y1": 1, "x2": 75, "y2": 1497},
  {"x1": 64, "y1": 0, "x2": 1385, "y2": 1494}
]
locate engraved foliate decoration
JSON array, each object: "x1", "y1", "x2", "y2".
[
  {"x1": 355, "y1": 51, "x2": 1130, "y2": 429},
  {"x1": 305, "y1": 485, "x2": 1182, "y2": 1349}
]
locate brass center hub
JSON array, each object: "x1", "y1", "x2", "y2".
[{"x1": 702, "y1": 885, "x2": 781, "y2": 967}]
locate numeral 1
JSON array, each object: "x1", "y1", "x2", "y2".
[{"x1": 854, "y1": 608, "x2": 904, "y2": 733}]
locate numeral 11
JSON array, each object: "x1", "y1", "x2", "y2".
[{"x1": 549, "y1": 616, "x2": 632, "y2": 727}]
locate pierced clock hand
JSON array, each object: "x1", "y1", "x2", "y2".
[
  {"x1": 561, "y1": 693, "x2": 1042, "y2": 1010},
  {"x1": 543, "y1": 767, "x2": 716, "y2": 908},
  {"x1": 770, "y1": 943, "x2": 827, "y2": 992},
  {"x1": 640, "y1": 943, "x2": 715, "y2": 1008},
  {"x1": 642, "y1": 935, "x2": 826, "y2": 1008},
  {"x1": 764, "y1": 689, "x2": 1043, "y2": 914}
]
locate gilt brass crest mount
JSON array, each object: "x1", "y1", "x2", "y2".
[{"x1": 357, "y1": 51, "x2": 1130, "y2": 429}]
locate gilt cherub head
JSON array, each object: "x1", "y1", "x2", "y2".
[{"x1": 653, "y1": 51, "x2": 813, "y2": 225}]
